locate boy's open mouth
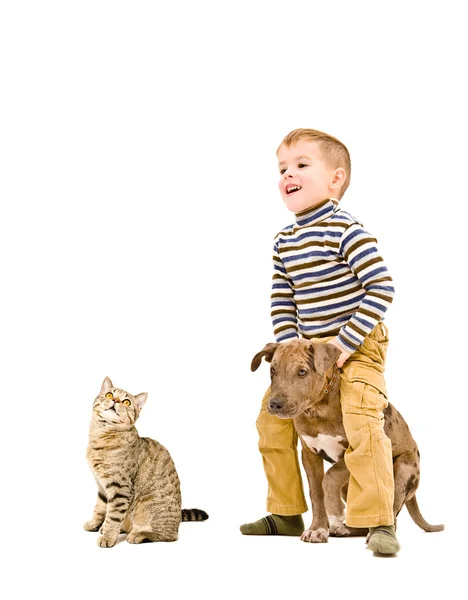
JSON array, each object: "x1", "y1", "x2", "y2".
[{"x1": 286, "y1": 185, "x2": 302, "y2": 195}]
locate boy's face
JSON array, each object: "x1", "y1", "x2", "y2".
[{"x1": 277, "y1": 140, "x2": 338, "y2": 213}]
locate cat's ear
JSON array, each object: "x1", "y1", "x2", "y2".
[
  {"x1": 101, "y1": 376, "x2": 114, "y2": 394},
  {"x1": 134, "y1": 393, "x2": 148, "y2": 410}
]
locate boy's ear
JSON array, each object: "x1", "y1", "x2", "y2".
[
  {"x1": 330, "y1": 167, "x2": 347, "y2": 192},
  {"x1": 101, "y1": 376, "x2": 113, "y2": 394},
  {"x1": 310, "y1": 343, "x2": 341, "y2": 376},
  {"x1": 251, "y1": 343, "x2": 279, "y2": 372}
]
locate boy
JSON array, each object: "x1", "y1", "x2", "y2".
[{"x1": 241, "y1": 128, "x2": 399, "y2": 554}]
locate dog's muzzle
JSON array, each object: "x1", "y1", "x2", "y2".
[
  {"x1": 268, "y1": 398, "x2": 299, "y2": 418},
  {"x1": 268, "y1": 398, "x2": 284, "y2": 412}
]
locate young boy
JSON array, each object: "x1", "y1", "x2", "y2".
[{"x1": 241, "y1": 128, "x2": 400, "y2": 554}]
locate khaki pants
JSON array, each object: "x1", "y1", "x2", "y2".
[{"x1": 256, "y1": 323, "x2": 394, "y2": 527}]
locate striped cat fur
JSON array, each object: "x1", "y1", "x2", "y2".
[{"x1": 84, "y1": 377, "x2": 208, "y2": 547}]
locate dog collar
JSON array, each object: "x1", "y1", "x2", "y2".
[{"x1": 323, "y1": 365, "x2": 339, "y2": 396}]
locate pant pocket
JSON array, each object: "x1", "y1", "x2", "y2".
[
  {"x1": 345, "y1": 422, "x2": 372, "y2": 457},
  {"x1": 342, "y1": 365, "x2": 388, "y2": 413}
]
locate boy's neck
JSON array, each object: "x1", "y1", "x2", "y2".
[{"x1": 294, "y1": 198, "x2": 338, "y2": 225}]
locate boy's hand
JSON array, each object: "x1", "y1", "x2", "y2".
[{"x1": 326, "y1": 338, "x2": 352, "y2": 368}]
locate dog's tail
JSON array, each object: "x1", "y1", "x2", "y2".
[
  {"x1": 406, "y1": 496, "x2": 444, "y2": 532},
  {"x1": 181, "y1": 508, "x2": 209, "y2": 522}
]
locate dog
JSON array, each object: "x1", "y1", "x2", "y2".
[{"x1": 252, "y1": 339, "x2": 444, "y2": 543}]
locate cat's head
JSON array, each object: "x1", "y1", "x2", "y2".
[{"x1": 92, "y1": 376, "x2": 148, "y2": 429}]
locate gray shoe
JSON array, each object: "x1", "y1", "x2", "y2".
[{"x1": 367, "y1": 525, "x2": 401, "y2": 555}]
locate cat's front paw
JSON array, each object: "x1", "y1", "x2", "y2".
[
  {"x1": 127, "y1": 532, "x2": 151, "y2": 544},
  {"x1": 83, "y1": 520, "x2": 102, "y2": 532},
  {"x1": 97, "y1": 535, "x2": 118, "y2": 548}
]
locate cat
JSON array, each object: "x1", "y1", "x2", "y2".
[{"x1": 84, "y1": 376, "x2": 208, "y2": 547}]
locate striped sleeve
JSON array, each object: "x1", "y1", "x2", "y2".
[
  {"x1": 336, "y1": 223, "x2": 395, "y2": 352},
  {"x1": 271, "y1": 240, "x2": 299, "y2": 342}
]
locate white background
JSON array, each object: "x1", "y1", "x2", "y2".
[{"x1": 1, "y1": 1, "x2": 466, "y2": 598}]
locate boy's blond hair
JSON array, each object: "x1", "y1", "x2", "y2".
[{"x1": 276, "y1": 128, "x2": 351, "y2": 199}]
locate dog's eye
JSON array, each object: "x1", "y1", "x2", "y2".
[
  {"x1": 270, "y1": 366, "x2": 276, "y2": 376},
  {"x1": 298, "y1": 369, "x2": 308, "y2": 377}
]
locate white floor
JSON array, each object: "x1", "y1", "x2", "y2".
[
  {"x1": 6, "y1": 505, "x2": 459, "y2": 600},
  {"x1": 3, "y1": 3, "x2": 465, "y2": 598}
]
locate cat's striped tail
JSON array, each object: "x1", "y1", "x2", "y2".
[{"x1": 181, "y1": 508, "x2": 209, "y2": 522}]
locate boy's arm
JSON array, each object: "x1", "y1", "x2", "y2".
[
  {"x1": 271, "y1": 241, "x2": 299, "y2": 342},
  {"x1": 336, "y1": 223, "x2": 395, "y2": 353}
]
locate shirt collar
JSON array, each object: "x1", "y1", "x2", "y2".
[{"x1": 294, "y1": 198, "x2": 339, "y2": 227}]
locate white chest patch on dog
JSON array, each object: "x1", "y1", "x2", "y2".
[{"x1": 301, "y1": 434, "x2": 345, "y2": 463}]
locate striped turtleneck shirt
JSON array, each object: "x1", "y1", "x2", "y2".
[{"x1": 271, "y1": 198, "x2": 395, "y2": 353}]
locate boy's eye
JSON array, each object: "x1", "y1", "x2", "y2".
[
  {"x1": 279, "y1": 164, "x2": 307, "y2": 174},
  {"x1": 123, "y1": 400, "x2": 131, "y2": 406},
  {"x1": 105, "y1": 392, "x2": 113, "y2": 399}
]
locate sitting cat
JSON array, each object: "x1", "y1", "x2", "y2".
[{"x1": 84, "y1": 376, "x2": 208, "y2": 547}]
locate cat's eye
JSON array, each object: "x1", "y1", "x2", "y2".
[
  {"x1": 123, "y1": 400, "x2": 131, "y2": 406},
  {"x1": 105, "y1": 392, "x2": 113, "y2": 399}
]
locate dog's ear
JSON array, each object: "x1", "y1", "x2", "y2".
[
  {"x1": 310, "y1": 343, "x2": 341, "y2": 376},
  {"x1": 251, "y1": 343, "x2": 279, "y2": 372}
]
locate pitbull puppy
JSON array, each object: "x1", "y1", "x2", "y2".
[{"x1": 252, "y1": 339, "x2": 444, "y2": 543}]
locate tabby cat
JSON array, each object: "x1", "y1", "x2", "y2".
[{"x1": 84, "y1": 376, "x2": 208, "y2": 547}]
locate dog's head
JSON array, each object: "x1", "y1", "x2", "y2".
[{"x1": 251, "y1": 339, "x2": 341, "y2": 418}]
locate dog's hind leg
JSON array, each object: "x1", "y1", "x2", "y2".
[
  {"x1": 392, "y1": 448, "x2": 420, "y2": 524},
  {"x1": 323, "y1": 460, "x2": 367, "y2": 537},
  {"x1": 323, "y1": 459, "x2": 347, "y2": 531},
  {"x1": 393, "y1": 448, "x2": 444, "y2": 532}
]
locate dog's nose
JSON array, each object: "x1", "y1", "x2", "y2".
[{"x1": 269, "y1": 398, "x2": 284, "y2": 411}]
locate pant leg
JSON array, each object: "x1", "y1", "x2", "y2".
[
  {"x1": 256, "y1": 385, "x2": 308, "y2": 515},
  {"x1": 339, "y1": 323, "x2": 395, "y2": 527}
]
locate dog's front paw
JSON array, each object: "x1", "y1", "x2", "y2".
[
  {"x1": 330, "y1": 524, "x2": 352, "y2": 536},
  {"x1": 97, "y1": 535, "x2": 117, "y2": 548},
  {"x1": 301, "y1": 527, "x2": 329, "y2": 543}
]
